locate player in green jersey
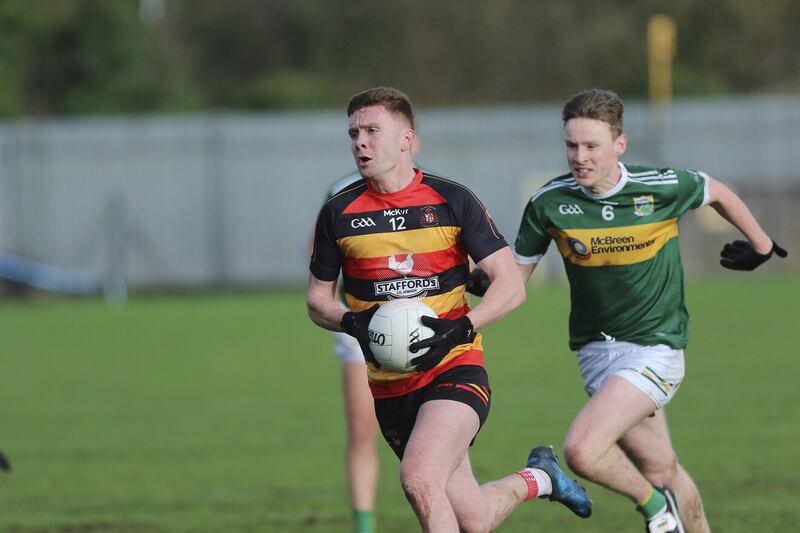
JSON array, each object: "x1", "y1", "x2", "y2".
[
  {"x1": 512, "y1": 89, "x2": 786, "y2": 533},
  {"x1": 326, "y1": 170, "x2": 381, "y2": 533}
]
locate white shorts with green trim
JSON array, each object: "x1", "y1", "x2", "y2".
[
  {"x1": 333, "y1": 331, "x2": 365, "y2": 365},
  {"x1": 577, "y1": 340, "x2": 685, "y2": 409}
]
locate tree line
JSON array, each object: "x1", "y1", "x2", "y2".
[{"x1": 1, "y1": 0, "x2": 798, "y2": 118}]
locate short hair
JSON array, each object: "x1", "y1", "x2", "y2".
[
  {"x1": 562, "y1": 89, "x2": 624, "y2": 138},
  {"x1": 347, "y1": 87, "x2": 415, "y2": 130}
]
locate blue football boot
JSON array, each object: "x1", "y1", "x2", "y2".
[{"x1": 526, "y1": 445, "x2": 592, "y2": 518}]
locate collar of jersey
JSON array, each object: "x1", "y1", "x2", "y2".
[
  {"x1": 578, "y1": 161, "x2": 628, "y2": 200},
  {"x1": 365, "y1": 167, "x2": 423, "y2": 197}
]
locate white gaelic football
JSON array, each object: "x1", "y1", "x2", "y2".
[{"x1": 367, "y1": 299, "x2": 436, "y2": 373}]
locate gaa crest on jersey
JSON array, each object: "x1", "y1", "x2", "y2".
[
  {"x1": 419, "y1": 206, "x2": 440, "y2": 227},
  {"x1": 567, "y1": 237, "x2": 592, "y2": 260},
  {"x1": 350, "y1": 216, "x2": 377, "y2": 229},
  {"x1": 633, "y1": 195, "x2": 655, "y2": 217},
  {"x1": 558, "y1": 204, "x2": 585, "y2": 215}
]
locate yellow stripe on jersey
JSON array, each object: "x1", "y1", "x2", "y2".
[
  {"x1": 419, "y1": 287, "x2": 469, "y2": 316},
  {"x1": 346, "y1": 284, "x2": 479, "y2": 384},
  {"x1": 337, "y1": 226, "x2": 461, "y2": 259},
  {"x1": 366, "y1": 333, "x2": 484, "y2": 384},
  {"x1": 548, "y1": 219, "x2": 679, "y2": 267}
]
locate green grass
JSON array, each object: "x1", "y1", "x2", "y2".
[{"x1": 1, "y1": 277, "x2": 799, "y2": 532}]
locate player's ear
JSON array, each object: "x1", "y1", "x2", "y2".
[
  {"x1": 401, "y1": 129, "x2": 415, "y2": 152},
  {"x1": 615, "y1": 132, "x2": 628, "y2": 156}
]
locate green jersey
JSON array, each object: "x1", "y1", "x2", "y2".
[{"x1": 514, "y1": 163, "x2": 709, "y2": 350}]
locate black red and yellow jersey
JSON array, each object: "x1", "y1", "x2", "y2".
[{"x1": 310, "y1": 169, "x2": 507, "y2": 398}]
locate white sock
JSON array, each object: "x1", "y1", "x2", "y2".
[
  {"x1": 515, "y1": 467, "x2": 553, "y2": 500},
  {"x1": 528, "y1": 467, "x2": 552, "y2": 497}
]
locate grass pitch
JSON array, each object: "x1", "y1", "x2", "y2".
[{"x1": 1, "y1": 277, "x2": 798, "y2": 532}]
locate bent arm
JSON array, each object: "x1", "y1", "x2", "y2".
[
  {"x1": 516, "y1": 261, "x2": 537, "y2": 284},
  {"x1": 306, "y1": 274, "x2": 346, "y2": 331},
  {"x1": 466, "y1": 246, "x2": 526, "y2": 329},
  {"x1": 707, "y1": 176, "x2": 772, "y2": 254}
]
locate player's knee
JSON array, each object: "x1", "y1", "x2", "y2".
[
  {"x1": 563, "y1": 439, "x2": 594, "y2": 479},
  {"x1": 399, "y1": 471, "x2": 433, "y2": 509},
  {"x1": 642, "y1": 457, "x2": 679, "y2": 487},
  {"x1": 347, "y1": 421, "x2": 377, "y2": 447}
]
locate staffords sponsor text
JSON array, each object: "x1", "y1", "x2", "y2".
[{"x1": 374, "y1": 277, "x2": 440, "y2": 297}]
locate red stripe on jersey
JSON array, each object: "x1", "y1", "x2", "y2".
[
  {"x1": 369, "y1": 350, "x2": 485, "y2": 399},
  {"x1": 342, "y1": 244, "x2": 467, "y2": 280},
  {"x1": 440, "y1": 304, "x2": 470, "y2": 320},
  {"x1": 342, "y1": 169, "x2": 446, "y2": 214}
]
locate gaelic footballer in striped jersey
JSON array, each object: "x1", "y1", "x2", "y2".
[
  {"x1": 313, "y1": 166, "x2": 507, "y2": 397},
  {"x1": 513, "y1": 88, "x2": 785, "y2": 533},
  {"x1": 307, "y1": 87, "x2": 591, "y2": 531}
]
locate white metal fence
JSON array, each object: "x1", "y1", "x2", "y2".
[{"x1": 1, "y1": 95, "x2": 798, "y2": 293}]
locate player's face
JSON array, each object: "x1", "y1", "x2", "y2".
[
  {"x1": 564, "y1": 118, "x2": 627, "y2": 194},
  {"x1": 348, "y1": 105, "x2": 413, "y2": 179}
]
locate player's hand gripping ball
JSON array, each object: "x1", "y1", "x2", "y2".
[
  {"x1": 340, "y1": 304, "x2": 380, "y2": 367},
  {"x1": 409, "y1": 315, "x2": 476, "y2": 372},
  {"x1": 367, "y1": 299, "x2": 436, "y2": 373}
]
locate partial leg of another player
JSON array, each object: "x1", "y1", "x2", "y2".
[
  {"x1": 620, "y1": 409, "x2": 710, "y2": 533},
  {"x1": 341, "y1": 360, "x2": 379, "y2": 533},
  {"x1": 564, "y1": 376, "x2": 690, "y2": 530},
  {"x1": 564, "y1": 376, "x2": 664, "y2": 498}
]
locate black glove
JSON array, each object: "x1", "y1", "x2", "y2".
[
  {"x1": 720, "y1": 240, "x2": 787, "y2": 271},
  {"x1": 341, "y1": 304, "x2": 380, "y2": 367},
  {"x1": 408, "y1": 315, "x2": 476, "y2": 372},
  {"x1": 0, "y1": 449, "x2": 10, "y2": 472},
  {"x1": 466, "y1": 267, "x2": 490, "y2": 297}
]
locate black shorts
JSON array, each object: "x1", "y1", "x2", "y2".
[{"x1": 374, "y1": 365, "x2": 491, "y2": 459}]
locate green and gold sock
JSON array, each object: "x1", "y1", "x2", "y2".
[{"x1": 636, "y1": 485, "x2": 666, "y2": 519}]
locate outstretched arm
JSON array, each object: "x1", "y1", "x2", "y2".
[
  {"x1": 707, "y1": 176, "x2": 787, "y2": 270},
  {"x1": 707, "y1": 176, "x2": 772, "y2": 253}
]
